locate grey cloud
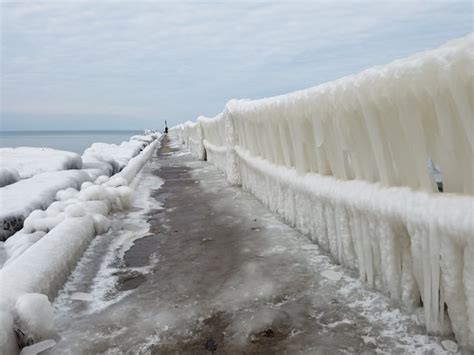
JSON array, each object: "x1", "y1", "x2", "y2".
[{"x1": 1, "y1": 0, "x2": 472, "y2": 129}]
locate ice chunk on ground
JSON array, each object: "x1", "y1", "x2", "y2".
[
  {"x1": 441, "y1": 339, "x2": 458, "y2": 352},
  {"x1": 321, "y1": 270, "x2": 343, "y2": 281},
  {"x1": 14, "y1": 293, "x2": 55, "y2": 344},
  {"x1": 0, "y1": 147, "x2": 82, "y2": 179},
  {"x1": 70, "y1": 292, "x2": 93, "y2": 301},
  {"x1": 19, "y1": 339, "x2": 56, "y2": 355}
]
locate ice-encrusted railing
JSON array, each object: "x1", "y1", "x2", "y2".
[
  {"x1": 172, "y1": 35, "x2": 474, "y2": 349},
  {"x1": 197, "y1": 113, "x2": 228, "y2": 173},
  {"x1": 169, "y1": 121, "x2": 206, "y2": 160}
]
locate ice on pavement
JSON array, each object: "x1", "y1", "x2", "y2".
[
  {"x1": 321, "y1": 269, "x2": 343, "y2": 281},
  {"x1": 19, "y1": 339, "x2": 57, "y2": 355},
  {"x1": 48, "y1": 143, "x2": 449, "y2": 354},
  {"x1": 441, "y1": 339, "x2": 459, "y2": 352},
  {"x1": 70, "y1": 292, "x2": 93, "y2": 302}
]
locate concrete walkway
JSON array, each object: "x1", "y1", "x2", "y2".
[{"x1": 50, "y1": 136, "x2": 448, "y2": 354}]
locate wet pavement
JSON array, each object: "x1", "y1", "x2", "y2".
[{"x1": 49, "y1": 136, "x2": 449, "y2": 354}]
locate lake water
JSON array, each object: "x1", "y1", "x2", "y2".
[{"x1": 0, "y1": 130, "x2": 144, "y2": 154}]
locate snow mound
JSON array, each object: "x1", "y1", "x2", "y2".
[
  {"x1": 0, "y1": 167, "x2": 20, "y2": 187},
  {"x1": 0, "y1": 147, "x2": 82, "y2": 179}
]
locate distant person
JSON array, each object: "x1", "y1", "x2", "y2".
[{"x1": 164, "y1": 120, "x2": 168, "y2": 134}]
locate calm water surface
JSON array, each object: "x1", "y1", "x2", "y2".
[{"x1": 0, "y1": 130, "x2": 143, "y2": 154}]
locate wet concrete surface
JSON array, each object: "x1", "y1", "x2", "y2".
[{"x1": 50, "y1": 136, "x2": 448, "y2": 354}]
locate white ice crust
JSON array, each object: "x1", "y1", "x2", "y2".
[
  {"x1": 0, "y1": 147, "x2": 82, "y2": 180},
  {"x1": 170, "y1": 35, "x2": 474, "y2": 349},
  {"x1": 0, "y1": 134, "x2": 160, "y2": 240},
  {"x1": 0, "y1": 135, "x2": 160, "y2": 354}
]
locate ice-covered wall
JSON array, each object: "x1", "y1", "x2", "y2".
[
  {"x1": 198, "y1": 114, "x2": 227, "y2": 172},
  {"x1": 174, "y1": 35, "x2": 474, "y2": 349},
  {"x1": 229, "y1": 36, "x2": 473, "y2": 194}
]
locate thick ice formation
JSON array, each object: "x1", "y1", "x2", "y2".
[
  {"x1": 0, "y1": 168, "x2": 20, "y2": 188},
  {"x1": 82, "y1": 134, "x2": 157, "y2": 175},
  {"x1": 0, "y1": 135, "x2": 160, "y2": 354},
  {"x1": 171, "y1": 35, "x2": 474, "y2": 349},
  {"x1": 0, "y1": 134, "x2": 159, "y2": 240},
  {"x1": 0, "y1": 170, "x2": 92, "y2": 241},
  {"x1": 0, "y1": 147, "x2": 82, "y2": 180},
  {"x1": 198, "y1": 114, "x2": 227, "y2": 172},
  {"x1": 172, "y1": 121, "x2": 206, "y2": 160},
  {"x1": 14, "y1": 293, "x2": 55, "y2": 345}
]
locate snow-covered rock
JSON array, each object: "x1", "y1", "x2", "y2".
[
  {"x1": 0, "y1": 168, "x2": 20, "y2": 188},
  {"x1": 0, "y1": 137, "x2": 160, "y2": 354},
  {"x1": 82, "y1": 139, "x2": 148, "y2": 175},
  {"x1": 0, "y1": 170, "x2": 92, "y2": 241},
  {"x1": 14, "y1": 293, "x2": 55, "y2": 346},
  {"x1": 0, "y1": 147, "x2": 82, "y2": 180},
  {"x1": 0, "y1": 135, "x2": 160, "y2": 240}
]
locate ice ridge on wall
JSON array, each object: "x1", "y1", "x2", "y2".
[{"x1": 170, "y1": 35, "x2": 474, "y2": 349}]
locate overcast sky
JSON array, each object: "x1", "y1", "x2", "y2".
[{"x1": 1, "y1": 0, "x2": 472, "y2": 131}]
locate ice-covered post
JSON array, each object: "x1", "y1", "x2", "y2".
[{"x1": 224, "y1": 100, "x2": 241, "y2": 185}]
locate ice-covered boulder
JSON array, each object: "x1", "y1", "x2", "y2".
[
  {"x1": 0, "y1": 168, "x2": 20, "y2": 188},
  {"x1": 0, "y1": 147, "x2": 82, "y2": 180},
  {"x1": 14, "y1": 293, "x2": 55, "y2": 348}
]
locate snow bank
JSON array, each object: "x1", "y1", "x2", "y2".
[
  {"x1": 0, "y1": 134, "x2": 160, "y2": 354},
  {"x1": 173, "y1": 35, "x2": 474, "y2": 349},
  {"x1": 0, "y1": 147, "x2": 82, "y2": 180}
]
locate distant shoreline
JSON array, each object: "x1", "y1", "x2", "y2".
[{"x1": 0, "y1": 130, "x2": 147, "y2": 154}]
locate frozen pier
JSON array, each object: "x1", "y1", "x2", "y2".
[{"x1": 49, "y1": 137, "x2": 450, "y2": 353}]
